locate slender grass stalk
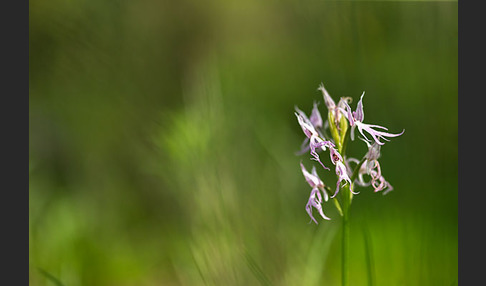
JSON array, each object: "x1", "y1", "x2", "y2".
[
  {"x1": 244, "y1": 251, "x2": 273, "y2": 286},
  {"x1": 362, "y1": 224, "x2": 375, "y2": 286},
  {"x1": 37, "y1": 268, "x2": 65, "y2": 286}
]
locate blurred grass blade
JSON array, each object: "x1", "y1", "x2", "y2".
[
  {"x1": 362, "y1": 225, "x2": 375, "y2": 286},
  {"x1": 244, "y1": 251, "x2": 273, "y2": 286},
  {"x1": 37, "y1": 268, "x2": 65, "y2": 286}
]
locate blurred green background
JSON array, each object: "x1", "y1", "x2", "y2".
[{"x1": 29, "y1": 1, "x2": 457, "y2": 285}]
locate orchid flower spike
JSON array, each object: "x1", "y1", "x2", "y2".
[
  {"x1": 340, "y1": 92, "x2": 404, "y2": 145},
  {"x1": 300, "y1": 162, "x2": 331, "y2": 223}
]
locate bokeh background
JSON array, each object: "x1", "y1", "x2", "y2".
[{"x1": 29, "y1": 1, "x2": 458, "y2": 285}]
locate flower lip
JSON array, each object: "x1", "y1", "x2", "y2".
[
  {"x1": 331, "y1": 161, "x2": 359, "y2": 198},
  {"x1": 329, "y1": 146, "x2": 343, "y2": 165},
  {"x1": 306, "y1": 188, "x2": 331, "y2": 223},
  {"x1": 339, "y1": 94, "x2": 404, "y2": 145}
]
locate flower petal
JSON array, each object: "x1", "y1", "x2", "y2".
[
  {"x1": 295, "y1": 111, "x2": 317, "y2": 139},
  {"x1": 310, "y1": 101, "x2": 323, "y2": 129},
  {"x1": 308, "y1": 188, "x2": 331, "y2": 221},
  {"x1": 340, "y1": 102, "x2": 355, "y2": 126},
  {"x1": 355, "y1": 92, "x2": 365, "y2": 122},
  {"x1": 300, "y1": 161, "x2": 319, "y2": 188},
  {"x1": 318, "y1": 83, "x2": 336, "y2": 110},
  {"x1": 329, "y1": 146, "x2": 343, "y2": 165}
]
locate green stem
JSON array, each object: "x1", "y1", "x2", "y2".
[
  {"x1": 339, "y1": 156, "x2": 367, "y2": 286},
  {"x1": 340, "y1": 181, "x2": 352, "y2": 286},
  {"x1": 337, "y1": 123, "x2": 352, "y2": 286},
  {"x1": 362, "y1": 224, "x2": 375, "y2": 286},
  {"x1": 341, "y1": 205, "x2": 349, "y2": 286},
  {"x1": 323, "y1": 185, "x2": 343, "y2": 216}
]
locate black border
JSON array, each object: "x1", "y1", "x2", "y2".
[
  {"x1": 458, "y1": 0, "x2": 483, "y2": 284},
  {"x1": 3, "y1": 0, "x2": 29, "y2": 284}
]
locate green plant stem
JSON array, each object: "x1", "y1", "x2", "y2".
[
  {"x1": 341, "y1": 197, "x2": 350, "y2": 286},
  {"x1": 338, "y1": 123, "x2": 352, "y2": 286},
  {"x1": 362, "y1": 224, "x2": 375, "y2": 286},
  {"x1": 323, "y1": 185, "x2": 343, "y2": 216},
  {"x1": 339, "y1": 155, "x2": 367, "y2": 286}
]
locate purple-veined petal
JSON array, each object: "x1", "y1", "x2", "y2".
[
  {"x1": 364, "y1": 124, "x2": 405, "y2": 138},
  {"x1": 340, "y1": 102, "x2": 355, "y2": 126},
  {"x1": 355, "y1": 123, "x2": 374, "y2": 143},
  {"x1": 355, "y1": 92, "x2": 365, "y2": 122},
  {"x1": 295, "y1": 111, "x2": 317, "y2": 139},
  {"x1": 364, "y1": 124, "x2": 389, "y2": 130},
  {"x1": 300, "y1": 161, "x2": 320, "y2": 188},
  {"x1": 295, "y1": 106, "x2": 311, "y2": 123},
  {"x1": 375, "y1": 129, "x2": 405, "y2": 138},
  {"x1": 356, "y1": 123, "x2": 385, "y2": 145},
  {"x1": 310, "y1": 101, "x2": 323, "y2": 129},
  {"x1": 318, "y1": 83, "x2": 336, "y2": 110},
  {"x1": 305, "y1": 202, "x2": 318, "y2": 224},
  {"x1": 310, "y1": 166, "x2": 329, "y2": 201},
  {"x1": 308, "y1": 188, "x2": 331, "y2": 222},
  {"x1": 331, "y1": 161, "x2": 353, "y2": 198},
  {"x1": 358, "y1": 123, "x2": 405, "y2": 145},
  {"x1": 315, "y1": 187, "x2": 323, "y2": 203},
  {"x1": 337, "y1": 92, "x2": 404, "y2": 146}
]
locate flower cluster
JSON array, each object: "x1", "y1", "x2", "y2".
[{"x1": 295, "y1": 83, "x2": 404, "y2": 224}]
